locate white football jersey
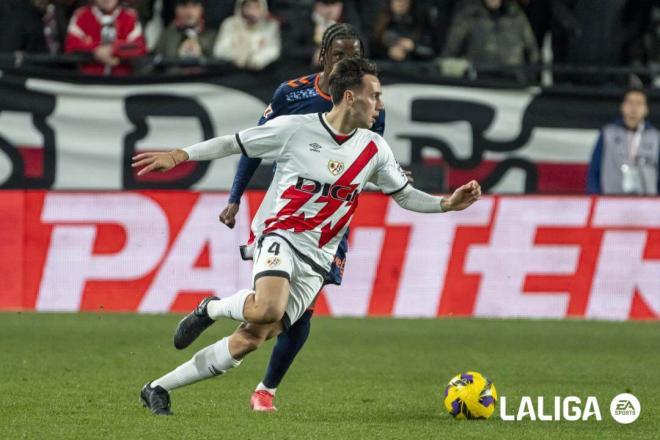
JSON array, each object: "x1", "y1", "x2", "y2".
[{"x1": 236, "y1": 113, "x2": 408, "y2": 272}]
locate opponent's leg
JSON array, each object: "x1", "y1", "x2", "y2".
[
  {"x1": 142, "y1": 321, "x2": 283, "y2": 415},
  {"x1": 263, "y1": 309, "x2": 313, "y2": 389}
]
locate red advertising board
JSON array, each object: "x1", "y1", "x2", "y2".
[{"x1": 1, "y1": 191, "x2": 658, "y2": 320}]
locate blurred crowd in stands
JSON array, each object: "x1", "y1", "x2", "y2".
[{"x1": 1, "y1": 0, "x2": 660, "y2": 84}]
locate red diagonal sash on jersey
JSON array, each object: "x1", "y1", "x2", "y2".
[
  {"x1": 263, "y1": 141, "x2": 379, "y2": 247},
  {"x1": 318, "y1": 195, "x2": 359, "y2": 247}
]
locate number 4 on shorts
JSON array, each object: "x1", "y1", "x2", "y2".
[{"x1": 267, "y1": 242, "x2": 280, "y2": 255}]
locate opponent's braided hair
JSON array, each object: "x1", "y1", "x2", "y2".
[{"x1": 318, "y1": 23, "x2": 364, "y2": 68}]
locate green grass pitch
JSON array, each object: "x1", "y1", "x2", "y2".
[{"x1": 0, "y1": 313, "x2": 658, "y2": 439}]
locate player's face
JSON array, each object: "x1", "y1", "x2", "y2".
[
  {"x1": 350, "y1": 74, "x2": 384, "y2": 129},
  {"x1": 326, "y1": 39, "x2": 362, "y2": 71}
]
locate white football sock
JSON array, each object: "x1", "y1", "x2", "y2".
[
  {"x1": 207, "y1": 289, "x2": 252, "y2": 321},
  {"x1": 152, "y1": 337, "x2": 241, "y2": 391},
  {"x1": 255, "y1": 382, "x2": 277, "y2": 395}
]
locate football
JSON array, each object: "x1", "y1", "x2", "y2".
[{"x1": 443, "y1": 371, "x2": 497, "y2": 420}]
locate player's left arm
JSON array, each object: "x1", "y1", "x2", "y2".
[
  {"x1": 372, "y1": 138, "x2": 480, "y2": 213},
  {"x1": 392, "y1": 182, "x2": 481, "y2": 213}
]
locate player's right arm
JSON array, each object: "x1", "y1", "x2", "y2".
[
  {"x1": 131, "y1": 135, "x2": 240, "y2": 175},
  {"x1": 220, "y1": 84, "x2": 290, "y2": 228},
  {"x1": 131, "y1": 115, "x2": 299, "y2": 175}
]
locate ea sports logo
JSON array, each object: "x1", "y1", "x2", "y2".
[{"x1": 610, "y1": 393, "x2": 640, "y2": 424}]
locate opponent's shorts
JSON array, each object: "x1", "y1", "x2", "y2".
[{"x1": 252, "y1": 234, "x2": 325, "y2": 328}]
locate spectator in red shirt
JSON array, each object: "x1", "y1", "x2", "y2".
[{"x1": 64, "y1": 0, "x2": 146, "y2": 75}]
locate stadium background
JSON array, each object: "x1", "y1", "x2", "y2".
[{"x1": 0, "y1": 0, "x2": 659, "y2": 438}]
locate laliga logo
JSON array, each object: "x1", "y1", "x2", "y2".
[
  {"x1": 500, "y1": 393, "x2": 641, "y2": 423},
  {"x1": 500, "y1": 396, "x2": 602, "y2": 421}
]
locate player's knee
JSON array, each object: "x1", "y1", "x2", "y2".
[
  {"x1": 252, "y1": 279, "x2": 289, "y2": 324},
  {"x1": 258, "y1": 305, "x2": 285, "y2": 324}
]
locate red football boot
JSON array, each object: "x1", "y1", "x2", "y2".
[{"x1": 250, "y1": 390, "x2": 277, "y2": 412}]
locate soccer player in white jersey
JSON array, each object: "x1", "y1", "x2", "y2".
[{"x1": 133, "y1": 57, "x2": 481, "y2": 415}]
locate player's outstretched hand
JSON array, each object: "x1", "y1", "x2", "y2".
[
  {"x1": 443, "y1": 180, "x2": 481, "y2": 212},
  {"x1": 219, "y1": 203, "x2": 240, "y2": 229},
  {"x1": 131, "y1": 150, "x2": 188, "y2": 176}
]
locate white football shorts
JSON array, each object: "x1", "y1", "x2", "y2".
[{"x1": 252, "y1": 234, "x2": 325, "y2": 327}]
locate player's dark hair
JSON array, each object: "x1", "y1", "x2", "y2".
[
  {"x1": 318, "y1": 23, "x2": 365, "y2": 68},
  {"x1": 328, "y1": 57, "x2": 378, "y2": 104}
]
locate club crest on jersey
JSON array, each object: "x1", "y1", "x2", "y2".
[
  {"x1": 266, "y1": 256, "x2": 281, "y2": 268},
  {"x1": 328, "y1": 160, "x2": 345, "y2": 176}
]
